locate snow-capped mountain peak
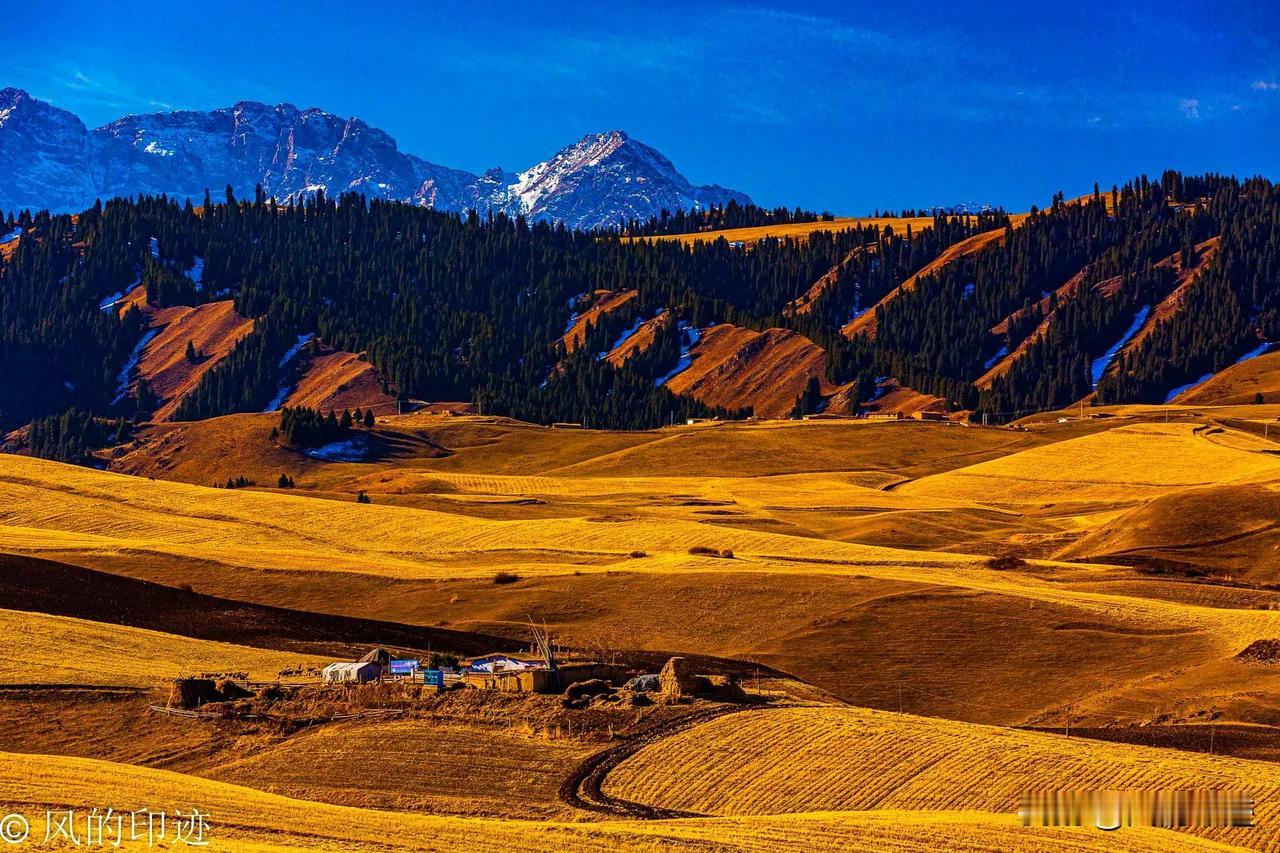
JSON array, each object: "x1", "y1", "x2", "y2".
[
  {"x1": 505, "y1": 130, "x2": 747, "y2": 228},
  {"x1": 0, "y1": 90, "x2": 751, "y2": 230}
]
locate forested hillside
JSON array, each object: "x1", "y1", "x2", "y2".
[{"x1": 1, "y1": 170, "x2": 1277, "y2": 446}]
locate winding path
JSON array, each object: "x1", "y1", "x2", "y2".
[{"x1": 558, "y1": 703, "x2": 754, "y2": 818}]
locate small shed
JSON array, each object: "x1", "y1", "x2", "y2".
[{"x1": 322, "y1": 662, "x2": 381, "y2": 684}]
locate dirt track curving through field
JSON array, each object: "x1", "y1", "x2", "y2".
[{"x1": 559, "y1": 703, "x2": 756, "y2": 818}]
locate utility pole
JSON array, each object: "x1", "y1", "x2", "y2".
[{"x1": 1065, "y1": 704, "x2": 1072, "y2": 738}]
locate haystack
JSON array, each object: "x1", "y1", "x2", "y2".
[
  {"x1": 658, "y1": 657, "x2": 707, "y2": 696},
  {"x1": 564, "y1": 679, "x2": 612, "y2": 701},
  {"x1": 216, "y1": 678, "x2": 253, "y2": 700},
  {"x1": 168, "y1": 678, "x2": 223, "y2": 709}
]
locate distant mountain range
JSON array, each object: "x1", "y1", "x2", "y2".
[{"x1": 0, "y1": 88, "x2": 750, "y2": 230}]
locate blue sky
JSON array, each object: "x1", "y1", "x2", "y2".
[{"x1": 7, "y1": 1, "x2": 1279, "y2": 213}]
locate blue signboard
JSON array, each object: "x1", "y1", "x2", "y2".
[
  {"x1": 389, "y1": 659, "x2": 419, "y2": 675},
  {"x1": 422, "y1": 669, "x2": 444, "y2": 688}
]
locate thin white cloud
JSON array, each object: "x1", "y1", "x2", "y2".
[
  {"x1": 1253, "y1": 80, "x2": 1279, "y2": 91},
  {"x1": 1179, "y1": 98, "x2": 1201, "y2": 118}
]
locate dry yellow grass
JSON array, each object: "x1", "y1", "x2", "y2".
[
  {"x1": 1174, "y1": 350, "x2": 1280, "y2": 406},
  {"x1": 282, "y1": 346, "x2": 395, "y2": 412},
  {"x1": 606, "y1": 706, "x2": 1273, "y2": 850},
  {"x1": 12, "y1": 409, "x2": 1280, "y2": 850},
  {"x1": 12, "y1": 414, "x2": 1280, "y2": 729},
  {"x1": 0, "y1": 608, "x2": 324, "y2": 686},
  {"x1": 901, "y1": 423, "x2": 1280, "y2": 504},
  {"x1": 0, "y1": 751, "x2": 1255, "y2": 852},
  {"x1": 0, "y1": 451, "x2": 997, "y2": 582},
  {"x1": 9, "y1": 441, "x2": 1280, "y2": 734},
  {"x1": 136, "y1": 300, "x2": 256, "y2": 421},
  {"x1": 629, "y1": 216, "x2": 938, "y2": 246},
  {"x1": 3, "y1": 439, "x2": 1277, "y2": 637},
  {"x1": 203, "y1": 717, "x2": 595, "y2": 817}
]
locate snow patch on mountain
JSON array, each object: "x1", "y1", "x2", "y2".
[
  {"x1": 1164, "y1": 373, "x2": 1214, "y2": 402},
  {"x1": 263, "y1": 333, "x2": 317, "y2": 411},
  {"x1": 654, "y1": 322, "x2": 701, "y2": 387},
  {"x1": 1166, "y1": 341, "x2": 1279, "y2": 401},
  {"x1": 600, "y1": 316, "x2": 644, "y2": 360},
  {"x1": 1090, "y1": 306, "x2": 1150, "y2": 388},
  {"x1": 98, "y1": 272, "x2": 143, "y2": 312},
  {"x1": 112, "y1": 328, "x2": 158, "y2": 404},
  {"x1": 983, "y1": 345, "x2": 1009, "y2": 371},
  {"x1": 303, "y1": 435, "x2": 370, "y2": 462}
]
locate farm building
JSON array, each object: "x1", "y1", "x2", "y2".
[
  {"x1": 464, "y1": 662, "x2": 630, "y2": 694},
  {"x1": 322, "y1": 662, "x2": 382, "y2": 684},
  {"x1": 912, "y1": 410, "x2": 947, "y2": 421},
  {"x1": 865, "y1": 411, "x2": 904, "y2": 420},
  {"x1": 465, "y1": 653, "x2": 547, "y2": 673}
]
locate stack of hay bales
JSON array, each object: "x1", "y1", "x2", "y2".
[
  {"x1": 169, "y1": 677, "x2": 253, "y2": 709},
  {"x1": 658, "y1": 657, "x2": 709, "y2": 697},
  {"x1": 168, "y1": 678, "x2": 224, "y2": 709}
]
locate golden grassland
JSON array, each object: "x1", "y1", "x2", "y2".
[
  {"x1": 625, "y1": 216, "x2": 938, "y2": 246},
  {"x1": 1175, "y1": 350, "x2": 1280, "y2": 406},
  {"x1": 0, "y1": 608, "x2": 325, "y2": 686},
  {"x1": 899, "y1": 423, "x2": 1280, "y2": 504},
  {"x1": 8, "y1": 413, "x2": 1280, "y2": 730},
  {"x1": 0, "y1": 750, "x2": 1258, "y2": 852},
  {"x1": 605, "y1": 706, "x2": 1276, "y2": 850},
  {"x1": 630, "y1": 210, "x2": 1035, "y2": 248},
  {"x1": 202, "y1": 717, "x2": 595, "y2": 817},
  {"x1": 10, "y1": 409, "x2": 1280, "y2": 849}
]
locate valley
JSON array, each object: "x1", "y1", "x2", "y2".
[{"x1": 4, "y1": 406, "x2": 1280, "y2": 849}]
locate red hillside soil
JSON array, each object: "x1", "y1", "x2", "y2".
[
  {"x1": 843, "y1": 227, "x2": 1008, "y2": 339},
  {"x1": 136, "y1": 300, "x2": 256, "y2": 421},
  {"x1": 869, "y1": 381, "x2": 950, "y2": 416},
  {"x1": 784, "y1": 244, "x2": 872, "y2": 318},
  {"x1": 115, "y1": 285, "x2": 149, "y2": 316},
  {"x1": 821, "y1": 379, "x2": 948, "y2": 418},
  {"x1": 561, "y1": 289, "x2": 638, "y2": 353},
  {"x1": 977, "y1": 240, "x2": 1219, "y2": 393},
  {"x1": 664, "y1": 324, "x2": 848, "y2": 419},
  {"x1": 1117, "y1": 237, "x2": 1219, "y2": 358},
  {"x1": 605, "y1": 310, "x2": 671, "y2": 366},
  {"x1": 975, "y1": 266, "x2": 1122, "y2": 390},
  {"x1": 283, "y1": 345, "x2": 396, "y2": 413}
]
